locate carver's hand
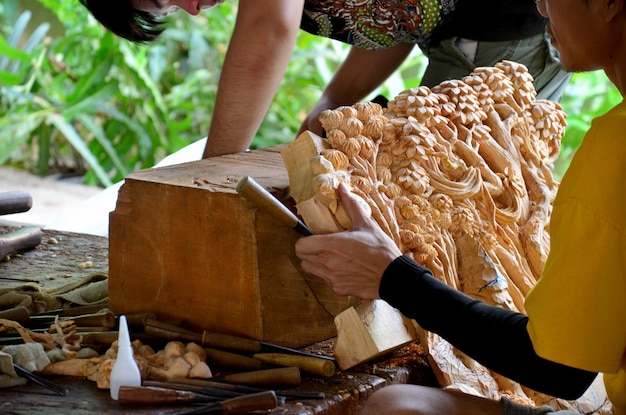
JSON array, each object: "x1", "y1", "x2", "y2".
[{"x1": 295, "y1": 183, "x2": 402, "y2": 299}]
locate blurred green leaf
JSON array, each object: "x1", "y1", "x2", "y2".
[{"x1": 46, "y1": 112, "x2": 113, "y2": 187}]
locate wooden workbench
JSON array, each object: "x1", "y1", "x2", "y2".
[{"x1": 0, "y1": 226, "x2": 437, "y2": 414}]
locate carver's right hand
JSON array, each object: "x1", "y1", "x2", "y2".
[{"x1": 295, "y1": 183, "x2": 402, "y2": 299}]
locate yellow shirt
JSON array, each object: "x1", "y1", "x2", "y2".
[{"x1": 525, "y1": 100, "x2": 626, "y2": 412}]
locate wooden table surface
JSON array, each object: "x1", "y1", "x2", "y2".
[{"x1": 0, "y1": 226, "x2": 437, "y2": 415}]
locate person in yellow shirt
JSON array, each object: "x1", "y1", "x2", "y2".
[{"x1": 294, "y1": 0, "x2": 626, "y2": 413}]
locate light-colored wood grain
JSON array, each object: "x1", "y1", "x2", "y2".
[{"x1": 334, "y1": 300, "x2": 417, "y2": 370}]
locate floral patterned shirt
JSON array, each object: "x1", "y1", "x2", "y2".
[
  {"x1": 300, "y1": 0, "x2": 458, "y2": 50},
  {"x1": 301, "y1": 0, "x2": 547, "y2": 50}
]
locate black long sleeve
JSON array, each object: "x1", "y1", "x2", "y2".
[
  {"x1": 379, "y1": 255, "x2": 597, "y2": 400},
  {"x1": 432, "y1": 0, "x2": 548, "y2": 42}
]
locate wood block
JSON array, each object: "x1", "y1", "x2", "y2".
[{"x1": 109, "y1": 146, "x2": 348, "y2": 348}]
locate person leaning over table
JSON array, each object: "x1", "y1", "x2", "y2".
[
  {"x1": 294, "y1": 0, "x2": 626, "y2": 412},
  {"x1": 78, "y1": 0, "x2": 569, "y2": 159}
]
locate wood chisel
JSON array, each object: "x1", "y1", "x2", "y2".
[
  {"x1": 0, "y1": 191, "x2": 32, "y2": 215},
  {"x1": 236, "y1": 176, "x2": 315, "y2": 236},
  {"x1": 118, "y1": 387, "x2": 277, "y2": 414},
  {"x1": 177, "y1": 390, "x2": 277, "y2": 415},
  {"x1": 144, "y1": 318, "x2": 335, "y2": 361},
  {"x1": 0, "y1": 226, "x2": 42, "y2": 259},
  {"x1": 143, "y1": 379, "x2": 325, "y2": 400}
]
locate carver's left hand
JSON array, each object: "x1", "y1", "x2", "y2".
[{"x1": 295, "y1": 183, "x2": 402, "y2": 299}]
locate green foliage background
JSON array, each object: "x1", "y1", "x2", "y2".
[{"x1": 0, "y1": 0, "x2": 621, "y2": 187}]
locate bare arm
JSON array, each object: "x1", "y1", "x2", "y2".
[
  {"x1": 298, "y1": 42, "x2": 415, "y2": 136},
  {"x1": 203, "y1": 0, "x2": 304, "y2": 158}
]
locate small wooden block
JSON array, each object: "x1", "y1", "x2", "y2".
[{"x1": 334, "y1": 300, "x2": 418, "y2": 370}]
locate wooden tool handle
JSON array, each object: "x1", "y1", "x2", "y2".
[
  {"x1": 205, "y1": 348, "x2": 263, "y2": 371},
  {"x1": 0, "y1": 226, "x2": 42, "y2": 258},
  {"x1": 201, "y1": 330, "x2": 261, "y2": 353},
  {"x1": 0, "y1": 191, "x2": 32, "y2": 215},
  {"x1": 218, "y1": 367, "x2": 301, "y2": 387},
  {"x1": 143, "y1": 381, "x2": 243, "y2": 399},
  {"x1": 0, "y1": 306, "x2": 30, "y2": 325},
  {"x1": 72, "y1": 312, "x2": 116, "y2": 328},
  {"x1": 144, "y1": 319, "x2": 202, "y2": 343},
  {"x1": 118, "y1": 386, "x2": 202, "y2": 404},
  {"x1": 125, "y1": 312, "x2": 156, "y2": 330},
  {"x1": 169, "y1": 377, "x2": 240, "y2": 392},
  {"x1": 236, "y1": 176, "x2": 298, "y2": 227},
  {"x1": 236, "y1": 176, "x2": 314, "y2": 235},
  {"x1": 253, "y1": 353, "x2": 335, "y2": 378},
  {"x1": 78, "y1": 331, "x2": 120, "y2": 345},
  {"x1": 145, "y1": 319, "x2": 261, "y2": 353},
  {"x1": 221, "y1": 390, "x2": 277, "y2": 414}
]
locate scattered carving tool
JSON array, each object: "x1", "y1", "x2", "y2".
[
  {"x1": 0, "y1": 226, "x2": 42, "y2": 259},
  {"x1": 143, "y1": 381, "x2": 244, "y2": 399},
  {"x1": 252, "y1": 353, "x2": 335, "y2": 377},
  {"x1": 143, "y1": 380, "x2": 325, "y2": 400},
  {"x1": 27, "y1": 311, "x2": 116, "y2": 330},
  {"x1": 209, "y1": 367, "x2": 301, "y2": 387},
  {"x1": 204, "y1": 347, "x2": 335, "y2": 378},
  {"x1": 0, "y1": 191, "x2": 32, "y2": 215},
  {"x1": 236, "y1": 176, "x2": 314, "y2": 236},
  {"x1": 144, "y1": 318, "x2": 334, "y2": 361},
  {"x1": 0, "y1": 306, "x2": 30, "y2": 325},
  {"x1": 204, "y1": 347, "x2": 265, "y2": 371},
  {"x1": 118, "y1": 386, "x2": 277, "y2": 413},
  {"x1": 176, "y1": 390, "x2": 277, "y2": 415},
  {"x1": 13, "y1": 364, "x2": 67, "y2": 396},
  {"x1": 117, "y1": 385, "x2": 224, "y2": 405},
  {"x1": 0, "y1": 191, "x2": 42, "y2": 258}
]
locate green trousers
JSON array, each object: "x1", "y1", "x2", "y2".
[{"x1": 421, "y1": 33, "x2": 571, "y2": 102}]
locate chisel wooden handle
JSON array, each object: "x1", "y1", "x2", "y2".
[
  {"x1": 205, "y1": 348, "x2": 263, "y2": 371},
  {"x1": 213, "y1": 367, "x2": 301, "y2": 387},
  {"x1": 70, "y1": 311, "x2": 116, "y2": 328},
  {"x1": 144, "y1": 379, "x2": 326, "y2": 400},
  {"x1": 144, "y1": 319, "x2": 334, "y2": 361},
  {"x1": 118, "y1": 386, "x2": 218, "y2": 404},
  {"x1": 145, "y1": 319, "x2": 261, "y2": 353},
  {"x1": 221, "y1": 390, "x2": 277, "y2": 414},
  {"x1": 236, "y1": 176, "x2": 314, "y2": 236},
  {"x1": 117, "y1": 386, "x2": 277, "y2": 414},
  {"x1": 0, "y1": 306, "x2": 30, "y2": 325},
  {"x1": 0, "y1": 191, "x2": 32, "y2": 215},
  {"x1": 253, "y1": 353, "x2": 335, "y2": 377},
  {"x1": 0, "y1": 226, "x2": 42, "y2": 258},
  {"x1": 168, "y1": 368, "x2": 300, "y2": 388}
]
